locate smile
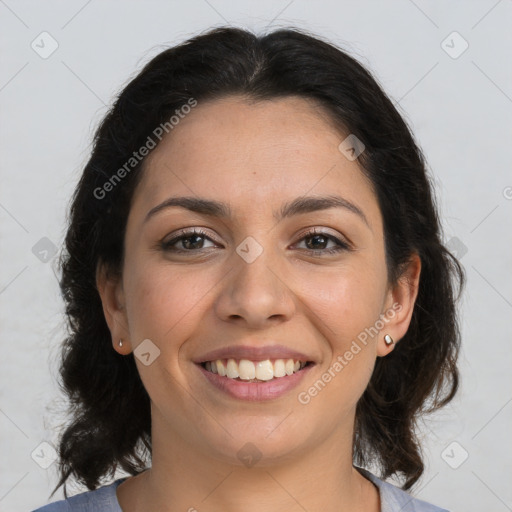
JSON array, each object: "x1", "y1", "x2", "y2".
[
  {"x1": 201, "y1": 358, "x2": 310, "y2": 382},
  {"x1": 196, "y1": 358, "x2": 315, "y2": 401}
]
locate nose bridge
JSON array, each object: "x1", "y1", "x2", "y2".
[{"x1": 214, "y1": 234, "x2": 295, "y2": 326}]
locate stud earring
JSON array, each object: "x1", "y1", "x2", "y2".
[
  {"x1": 384, "y1": 334, "x2": 394, "y2": 346},
  {"x1": 118, "y1": 339, "x2": 123, "y2": 347}
]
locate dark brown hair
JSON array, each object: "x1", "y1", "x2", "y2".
[{"x1": 52, "y1": 25, "x2": 464, "y2": 497}]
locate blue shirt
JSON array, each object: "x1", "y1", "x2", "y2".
[{"x1": 32, "y1": 468, "x2": 449, "y2": 511}]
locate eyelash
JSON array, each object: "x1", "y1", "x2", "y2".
[{"x1": 160, "y1": 227, "x2": 351, "y2": 256}]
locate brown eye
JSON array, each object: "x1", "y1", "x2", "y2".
[
  {"x1": 295, "y1": 229, "x2": 351, "y2": 255},
  {"x1": 161, "y1": 229, "x2": 217, "y2": 253}
]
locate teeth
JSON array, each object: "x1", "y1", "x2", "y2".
[
  {"x1": 205, "y1": 358, "x2": 308, "y2": 381},
  {"x1": 273, "y1": 359, "x2": 286, "y2": 377},
  {"x1": 226, "y1": 359, "x2": 239, "y2": 378},
  {"x1": 255, "y1": 360, "x2": 273, "y2": 381},
  {"x1": 239, "y1": 359, "x2": 255, "y2": 380},
  {"x1": 217, "y1": 359, "x2": 226, "y2": 377}
]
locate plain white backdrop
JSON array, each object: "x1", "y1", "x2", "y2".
[{"x1": 1, "y1": 1, "x2": 511, "y2": 511}]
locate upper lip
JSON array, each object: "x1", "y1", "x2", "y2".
[{"x1": 193, "y1": 344, "x2": 315, "y2": 364}]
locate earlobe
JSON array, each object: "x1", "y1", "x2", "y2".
[
  {"x1": 383, "y1": 334, "x2": 394, "y2": 347},
  {"x1": 377, "y1": 253, "x2": 421, "y2": 357},
  {"x1": 96, "y1": 262, "x2": 132, "y2": 354},
  {"x1": 377, "y1": 332, "x2": 396, "y2": 357}
]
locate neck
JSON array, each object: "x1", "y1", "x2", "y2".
[{"x1": 117, "y1": 408, "x2": 380, "y2": 512}]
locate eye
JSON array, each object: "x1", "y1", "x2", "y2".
[
  {"x1": 293, "y1": 228, "x2": 351, "y2": 255},
  {"x1": 161, "y1": 228, "x2": 218, "y2": 253},
  {"x1": 160, "y1": 227, "x2": 351, "y2": 256}
]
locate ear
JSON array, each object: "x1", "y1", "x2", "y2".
[
  {"x1": 96, "y1": 261, "x2": 132, "y2": 355},
  {"x1": 377, "y1": 253, "x2": 421, "y2": 357}
]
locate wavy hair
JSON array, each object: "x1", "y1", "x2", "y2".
[{"x1": 51, "y1": 26, "x2": 464, "y2": 497}]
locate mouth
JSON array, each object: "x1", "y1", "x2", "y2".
[
  {"x1": 196, "y1": 357, "x2": 315, "y2": 401},
  {"x1": 198, "y1": 358, "x2": 314, "y2": 382}
]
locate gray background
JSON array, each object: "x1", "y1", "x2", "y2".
[{"x1": 1, "y1": 1, "x2": 511, "y2": 510}]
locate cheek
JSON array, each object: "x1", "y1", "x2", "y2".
[
  {"x1": 302, "y1": 263, "x2": 387, "y2": 344},
  {"x1": 122, "y1": 263, "x2": 215, "y2": 405},
  {"x1": 123, "y1": 262, "x2": 213, "y2": 350},
  {"x1": 297, "y1": 262, "x2": 385, "y2": 406}
]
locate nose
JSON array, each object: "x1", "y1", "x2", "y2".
[{"x1": 213, "y1": 243, "x2": 296, "y2": 329}]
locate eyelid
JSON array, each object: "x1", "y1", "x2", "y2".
[
  {"x1": 293, "y1": 226, "x2": 353, "y2": 248},
  {"x1": 162, "y1": 226, "x2": 219, "y2": 242},
  {"x1": 161, "y1": 225, "x2": 353, "y2": 256}
]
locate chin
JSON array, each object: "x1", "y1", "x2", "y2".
[{"x1": 199, "y1": 419, "x2": 310, "y2": 467}]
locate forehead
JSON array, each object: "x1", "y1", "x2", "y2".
[{"x1": 131, "y1": 95, "x2": 380, "y2": 228}]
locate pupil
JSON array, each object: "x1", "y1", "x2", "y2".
[
  {"x1": 184, "y1": 235, "x2": 203, "y2": 250},
  {"x1": 307, "y1": 234, "x2": 326, "y2": 250}
]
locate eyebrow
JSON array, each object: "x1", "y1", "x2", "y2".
[{"x1": 144, "y1": 194, "x2": 370, "y2": 228}]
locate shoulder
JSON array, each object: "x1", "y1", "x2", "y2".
[
  {"x1": 31, "y1": 478, "x2": 128, "y2": 512},
  {"x1": 357, "y1": 468, "x2": 450, "y2": 512}
]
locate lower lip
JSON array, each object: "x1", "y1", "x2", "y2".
[{"x1": 196, "y1": 363, "x2": 314, "y2": 401}]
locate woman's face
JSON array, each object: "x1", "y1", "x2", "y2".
[{"x1": 100, "y1": 95, "x2": 418, "y2": 466}]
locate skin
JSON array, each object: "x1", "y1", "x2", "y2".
[{"x1": 97, "y1": 95, "x2": 421, "y2": 512}]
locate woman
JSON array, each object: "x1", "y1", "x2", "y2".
[{"x1": 32, "y1": 26, "x2": 463, "y2": 512}]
